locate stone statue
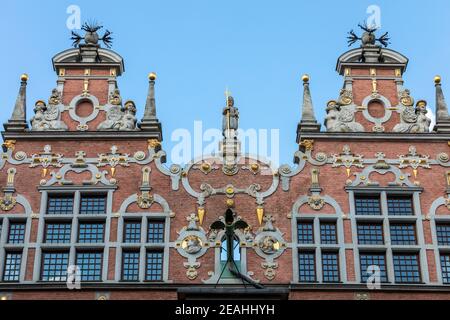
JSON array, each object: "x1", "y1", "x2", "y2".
[
  {"x1": 393, "y1": 100, "x2": 430, "y2": 133},
  {"x1": 97, "y1": 105, "x2": 123, "y2": 130},
  {"x1": 30, "y1": 89, "x2": 68, "y2": 131},
  {"x1": 97, "y1": 91, "x2": 138, "y2": 131},
  {"x1": 325, "y1": 100, "x2": 364, "y2": 132},
  {"x1": 222, "y1": 96, "x2": 239, "y2": 137},
  {"x1": 119, "y1": 101, "x2": 138, "y2": 131},
  {"x1": 416, "y1": 100, "x2": 431, "y2": 132}
]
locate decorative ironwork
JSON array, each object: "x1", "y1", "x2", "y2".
[{"x1": 71, "y1": 21, "x2": 113, "y2": 48}]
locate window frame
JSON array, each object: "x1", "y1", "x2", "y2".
[
  {"x1": 349, "y1": 188, "x2": 426, "y2": 285},
  {"x1": 295, "y1": 214, "x2": 344, "y2": 283}
]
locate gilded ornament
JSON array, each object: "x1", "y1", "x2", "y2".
[
  {"x1": 181, "y1": 235, "x2": 203, "y2": 254},
  {"x1": 148, "y1": 139, "x2": 161, "y2": 149},
  {"x1": 307, "y1": 195, "x2": 325, "y2": 210},
  {"x1": 338, "y1": 89, "x2": 353, "y2": 105},
  {"x1": 0, "y1": 195, "x2": 16, "y2": 211},
  {"x1": 2, "y1": 140, "x2": 16, "y2": 151},
  {"x1": 299, "y1": 139, "x2": 314, "y2": 151},
  {"x1": 250, "y1": 163, "x2": 260, "y2": 173},
  {"x1": 399, "y1": 89, "x2": 414, "y2": 106},
  {"x1": 258, "y1": 236, "x2": 280, "y2": 255},
  {"x1": 137, "y1": 192, "x2": 154, "y2": 209}
]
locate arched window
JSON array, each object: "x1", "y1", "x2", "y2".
[{"x1": 220, "y1": 235, "x2": 241, "y2": 277}]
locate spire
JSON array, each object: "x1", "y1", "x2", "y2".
[
  {"x1": 433, "y1": 76, "x2": 450, "y2": 133},
  {"x1": 296, "y1": 74, "x2": 321, "y2": 139},
  {"x1": 4, "y1": 74, "x2": 29, "y2": 132},
  {"x1": 139, "y1": 72, "x2": 162, "y2": 140}
]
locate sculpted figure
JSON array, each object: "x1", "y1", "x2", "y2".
[
  {"x1": 416, "y1": 100, "x2": 431, "y2": 133},
  {"x1": 97, "y1": 105, "x2": 123, "y2": 130},
  {"x1": 394, "y1": 100, "x2": 430, "y2": 133},
  {"x1": 325, "y1": 100, "x2": 364, "y2": 132},
  {"x1": 31, "y1": 101, "x2": 49, "y2": 131},
  {"x1": 119, "y1": 101, "x2": 138, "y2": 131},
  {"x1": 30, "y1": 91, "x2": 68, "y2": 131},
  {"x1": 222, "y1": 95, "x2": 239, "y2": 137}
]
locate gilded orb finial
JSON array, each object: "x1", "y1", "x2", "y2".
[
  {"x1": 435, "y1": 75, "x2": 442, "y2": 84},
  {"x1": 20, "y1": 73, "x2": 29, "y2": 82},
  {"x1": 148, "y1": 72, "x2": 157, "y2": 81},
  {"x1": 302, "y1": 74, "x2": 309, "y2": 83}
]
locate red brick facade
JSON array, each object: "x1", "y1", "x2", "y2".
[{"x1": 1, "y1": 30, "x2": 450, "y2": 300}]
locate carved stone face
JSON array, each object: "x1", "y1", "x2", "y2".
[
  {"x1": 34, "y1": 102, "x2": 47, "y2": 113},
  {"x1": 227, "y1": 96, "x2": 234, "y2": 107}
]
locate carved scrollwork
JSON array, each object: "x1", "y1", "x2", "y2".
[
  {"x1": 399, "y1": 89, "x2": 414, "y2": 106},
  {"x1": 184, "y1": 262, "x2": 201, "y2": 280},
  {"x1": 338, "y1": 89, "x2": 353, "y2": 106},
  {"x1": 398, "y1": 146, "x2": 430, "y2": 170},
  {"x1": 261, "y1": 261, "x2": 278, "y2": 281},
  {"x1": 30, "y1": 145, "x2": 64, "y2": 170},
  {"x1": 331, "y1": 145, "x2": 364, "y2": 175}
]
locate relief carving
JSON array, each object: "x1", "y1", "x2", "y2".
[
  {"x1": 393, "y1": 100, "x2": 431, "y2": 133},
  {"x1": 30, "y1": 89, "x2": 68, "y2": 131},
  {"x1": 325, "y1": 100, "x2": 363, "y2": 132}
]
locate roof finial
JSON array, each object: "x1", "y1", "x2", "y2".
[
  {"x1": 70, "y1": 21, "x2": 113, "y2": 48},
  {"x1": 139, "y1": 72, "x2": 162, "y2": 140},
  {"x1": 434, "y1": 75, "x2": 450, "y2": 133},
  {"x1": 296, "y1": 74, "x2": 320, "y2": 136},
  {"x1": 3, "y1": 74, "x2": 29, "y2": 131},
  {"x1": 347, "y1": 22, "x2": 390, "y2": 47}
]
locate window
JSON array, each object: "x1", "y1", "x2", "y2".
[
  {"x1": 297, "y1": 222, "x2": 314, "y2": 244},
  {"x1": 47, "y1": 195, "x2": 74, "y2": 215},
  {"x1": 355, "y1": 195, "x2": 381, "y2": 215},
  {"x1": 359, "y1": 253, "x2": 387, "y2": 282},
  {"x1": 122, "y1": 251, "x2": 140, "y2": 281},
  {"x1": 3, "y1": 252, "x2": 22, "y2": 282},
  {"x1": 298, "y1": 251, "x2": 316, "y2": 282},
  {"x1": 124, "y1": 221, "x2": 141, "y2": 243},
  {"x1": 436, "y1": 224, "x2": 450, "y2": 246},
  {"x1": 146, "y1": 250, "x2": 163, "y2": 281},
  {"x1": 322, "y1": 252, "x2": 340, "y2": 282},
  {"x1": 390, "y1": 224, "x2": 416, "y2": 245},
  {"x1": 8, "y1": 222, "x2": 26, "y2": 244},
  {"x1": 393, "y1": 253, "x2": 420, "y2": 283},
  {"x1": 0, "y1": 220, "x2": 2, "y2": 238},
  {"x1": 76, "y1": 251, "x2": 103, "y2": 281},
  {"x1": 320, "y1": 222, "x2": 337, "y2": 244},
  {"x1": 387, "y1": 196, "x2": 413, "y2": 216},
  {"x1": 80, "y1": 195, "x2": 106, "y2": 214},
  {"x1": 440, "y1": 254, "x2": 450, "y2": 284},
  {"x1": 41, "y1": 252, "x2": 69, "y2": 282},
  {"x1": 45, "y1": 223, "x2": 71, "y2": 243},
  {"x1": 78, "y1": 222, "x2": 104, "y2": 243},
  {"x1": 147, "y1": 220, "x2": 165, "y2": 243},
  {"x1": 357, "y1": 223, "x2": 384, "y2": 245}
]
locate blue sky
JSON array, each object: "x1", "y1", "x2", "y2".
[{"x1": 2, "y1": 0, "x2": 450, "y2": 165}]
